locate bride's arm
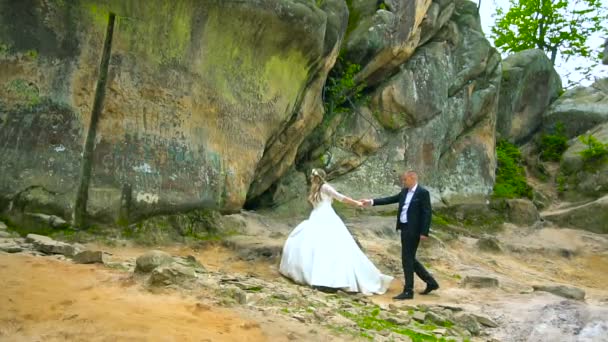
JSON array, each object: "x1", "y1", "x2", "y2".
[{"x1": 322, "y1": 184, "x2": 361, "y2": 207}]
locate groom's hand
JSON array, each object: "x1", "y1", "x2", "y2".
[
  {"x1": 420, "y1": 235, "x2": 428, "y2": 241},
  {"x1": 359, "y1": 199, "x2": 373, "y2": 207}
]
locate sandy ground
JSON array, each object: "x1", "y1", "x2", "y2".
[
  {"x1": 1, "y1": 214, "x2": 608, "y2": 342},
  {"x1": 0, "y1": 254, "x2": 267, "y2": 342}
]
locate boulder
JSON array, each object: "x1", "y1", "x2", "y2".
[
  {"x1": 541, "y1": 195, "x2": 608, "y2": 234},
  {"x1": 412, "y1": 311, "x2": 427, "y2": 322},
  {"x1": 475, "y1": 236, "x2": 502, "y2": 253},
  {"x1": 135, "y1": 250, "x2": 174, "y2": 273},
  {"x1": 462, "y1": 275, "x2": 499, "y2": 289},
  {"x1": 73, "y1": 250, "x2": 107, "y2": 264},
  {"x1": 505, "y1": 199, "x2": 540, "y2": 226},
  {"x1": 543, "y1": 78, "x2": 608, "y2": 138},
  {"x1": 25, "y1": 213, "x2": 69, "y2": 229},
  {"x1": 0, "y1": 243, "x2": 23, "y2": 253},
  {"x1": 471, "y1": 313, "x2": 498, "y2": 328},
  {"x1": 532, "y1": 284, "x2": 586, "y2": 301},
  {"x1": 454, "y1": 312, "x2": 481, "y2": 336},
  {"x1": 497, "y1": 49, "x2": 562, "y2": 144},
  {"x1": 149, "y1": 263, "x2": 197, "y2": 287},
  {"x1": 25, "y1": 233, "x2": 78, "y2": 256}
]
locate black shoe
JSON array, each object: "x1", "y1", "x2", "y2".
[
  {"x1": 420, "y1": 282, "x2": 439, "y2": 295},
  {"x1": 392, "y1": 291, "x2": 414, "y2": 300}
]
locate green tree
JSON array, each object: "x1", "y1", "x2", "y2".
[{"x1": 491, "y1": 0, "x2": 607, "y2": 80}]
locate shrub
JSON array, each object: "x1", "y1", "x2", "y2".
[
  {"x1": 540, "y1": 122, "x2": 568, "y2": 161},
  {"x1": 493, "y1": 140, "x2": 533, "y2": 199},
  {"x1": 578, "y1": 134, "x2": 608, "y2": 167}
]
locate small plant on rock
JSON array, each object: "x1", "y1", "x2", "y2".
[
  {"x1": 539, "y1": 122, "x2": 568, "y2": 161},
  {"x1": 578, "y1": 134, "x2": 608, "y2": 168},
  {"x1": 493, "y1": 140, "x2": 533, "y2": 199}
]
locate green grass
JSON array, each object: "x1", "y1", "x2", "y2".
[
  {"x1": 431, "y1": 213, "x2": 453, "y2": 227},
  {"x1": 338, "y1": 306, "x2": 457, "y2": 342}
]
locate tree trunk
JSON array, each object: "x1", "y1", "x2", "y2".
[
  {"x1": 550, "y1": 46, "x2": 557, "y2": 65},
  {"x1": 73, "y1": 13, "x2": 116, "y2": 228}
]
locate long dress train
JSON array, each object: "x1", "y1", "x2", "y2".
[{"x1": 279, "y1": 184, "x2": 393, "y2": 295}]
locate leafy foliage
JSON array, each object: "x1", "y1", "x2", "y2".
[
  {"x1": 493, "y1": 140, "x2": 533, "y2": 199},
  {"x1": 324, "y1": 57, "x2": 366, "y2": 114},
  {"x1": 578, "y1": 134, "x2": 608, "y2": 167},
  {"x1": 540, "y1": 122, "x2": 568, "y2": 161},
  {"x1": 298, "y1": 56, "x2": 368, "y2": 166},
  {"x1": 491, "y1": 0, "x2": 608, "y2": 86}
]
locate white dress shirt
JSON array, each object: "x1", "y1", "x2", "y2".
[{"x1": 400, "y1": 184, "x2": 418, "y2": 223}]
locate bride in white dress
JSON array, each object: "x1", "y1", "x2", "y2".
[{"x1": 279, "y1": 168, "x2": 393, "y2": 295}]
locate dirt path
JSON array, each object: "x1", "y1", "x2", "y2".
[{"x1": 0, "y1": 254, "x2": 268, "y2": 342}]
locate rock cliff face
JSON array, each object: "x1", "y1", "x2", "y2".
[
  {"x1": 0, "y1": 0, "x2": 348, "y2": 221},
  {"x1": 292, "y1": 0, "x2": 501, "y2": 206},
  {"x1": 1, "y1": 0, "x2": 503, "y2": 223}
]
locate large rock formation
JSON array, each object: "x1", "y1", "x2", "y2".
[
  {"x1": 496, "y1": 49, "x2": 561, "y2": 144},
  {"x1": 294, "y1": 0, "x2": 501, "y2": 206},
  {"x1": 0, "y1": 0, "x2": 348, "y2": 222},
  {"x1": 1, "y1": 0, "x2": 529, "y2": 223}
]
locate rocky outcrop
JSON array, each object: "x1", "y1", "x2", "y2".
[
  {"x1": 343, "y1": 0, "x2": 433, "y2": 86},
  {"x1": 0, "y1": 0, "x2": 348, "y2": 222},
  {"x1": 533, "y1": 284, "x2": 586, "y2": 301},
  {"x1": 541, "y1": 195, "x2": 608, "y2": 234},
  {"x1": 496, "y1": 49, "x2": 561, "y2": 144},
  {"x1": 73, "y1": 250, "x2": 107, "y2": 264},
  {"x1": 25, "y1": 233, "x2": 80, "y2": 257},
  {"x1": 462, "y1": 275, "x2": 499, "y2": 288},
  {"x1": 135, "y1": 250, "x2": 174, "y2": 273},
  {"x1": 298, "y1": 0, "x2": 501, "y2": 205},
  {"x1": 1, "y1": 0, "x2": 552, "y2": 222},
  {"x1": 559, "y1": 122, "x2": 608, "y2": 200},
  {"x1": 543, "y1": 78, "x2": 608, "y2": 138},
  {"x1": 504, "y1": 199, "x2": 540, "y2": 226}
]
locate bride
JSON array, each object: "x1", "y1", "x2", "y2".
[{"x1": 279, "y1": 168, "x2": 393, "y2": 295}]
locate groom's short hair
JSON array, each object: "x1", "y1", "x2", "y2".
[{"x1": 404, "y1": 170, "x2": 418, "y2": 180}]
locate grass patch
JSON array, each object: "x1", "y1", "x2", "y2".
[
  {"x1": 338, "y1": 306, "x2": 458, "y2": 342},
  {"x1": 493, "y1": 140, "x2": 532, "y2": 199},
  {"x1": 431, "y1": 213, "x2": 454, "y2": 227}
]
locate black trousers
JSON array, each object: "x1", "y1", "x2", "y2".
[{"x1": 399, "y1": 223, "x2": 436, "y2": 292}]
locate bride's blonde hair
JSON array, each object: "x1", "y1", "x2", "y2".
[{"x1": 308, "y1": 168, "x2": 327, "y2": 205}]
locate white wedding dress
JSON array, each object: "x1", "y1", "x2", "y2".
[{"x1": 279, "y1": 183, "x2": 393, "y2": 295}]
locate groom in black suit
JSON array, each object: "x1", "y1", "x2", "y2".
[{"x1": 362, "y1": 171, "x2": 439, "y2": 300}]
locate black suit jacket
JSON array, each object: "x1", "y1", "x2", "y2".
[{"x1": 373, "y1": 185, "x2": 432, "y2": 236}]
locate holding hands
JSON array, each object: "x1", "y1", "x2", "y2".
[{"x1": 358, "y1": 199, "x2": 373, "y2": 208}]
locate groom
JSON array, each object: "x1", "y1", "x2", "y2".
[{"x1": 361, "y1": 171, "x2": 439, "y2": 300}]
